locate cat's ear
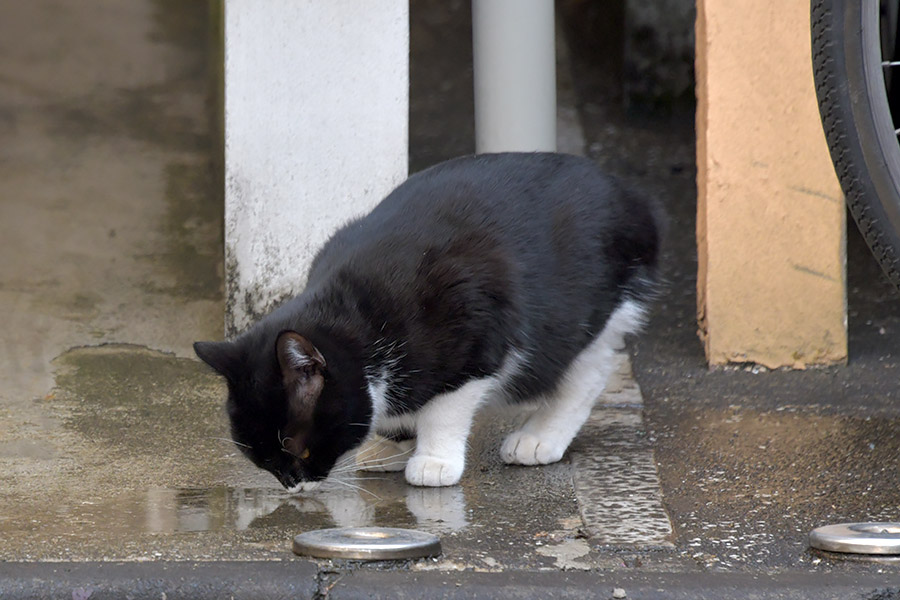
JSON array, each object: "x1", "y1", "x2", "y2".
[
  {"x1": 194, "y1": 340, "x2": 240, "y2": 380},
  {"x1": 276, "y1": 331, "x2": 326, "y2": 418}
]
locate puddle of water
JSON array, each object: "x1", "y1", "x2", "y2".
[
  {"x1": 143, "y1": 487, "x2": 291, "y2": 533},
  {"x1": 0, "y1": 343, "x2": 474, "y2": 561},
  {"x1": 61, "y1": 478, "x2": 470, "y2": 537},
  {"x1": 3, "y1": 341, "x2": 583, "y2": 565}
]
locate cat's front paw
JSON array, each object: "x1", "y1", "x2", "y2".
[
  {"x1": 500, "y1": 431, "x2": 566, "y2": 465},
  {"x1": 355, "y1": 435, "x2": 414, "y2": 472},
  {"x1": 405, "y1": 455, "x2": 464, "y2": 487}
]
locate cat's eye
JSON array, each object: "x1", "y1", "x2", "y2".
[{"x1": 300, "y1": 448, "x2": 310, "y2": 460}]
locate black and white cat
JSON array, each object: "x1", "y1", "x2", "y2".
[{"x1": 194, "y1": 152, "x2": 662, "y2": 490}]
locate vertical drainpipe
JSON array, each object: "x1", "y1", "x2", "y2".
[{"x1": 472, "y1": 0, "x2": 557, "y2": 153}]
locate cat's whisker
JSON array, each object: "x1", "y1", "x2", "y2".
[
  {"x1": 328, "y1": 462, "x2": 364, "y2": 473},
  {"x1": 329, "y1": 468, "x2": 359, "y2": 476},
  {"x1": 330, "y1": 462, "x2": 356, "y2": 473},
  {"x1": 330, "y1": 462, "x2": 391, "y2": 475},
  {"x1": 356, "y1": 446, "x2": 415, "y2": 461},
  {"x1": 359, "y1": 462, "x2": 410, "y2": 471},
  {"x1": 352, "y1": 449, "x2": 415, "y2": 463},
  {"x1": 276, "y1": 429, "x2": 297, "y2": 451},
  {"x1": 209, "y1": 436, "x2": 252, "y2": 449},
  {"x1": 330, "y1": 467, "x2": 367, "y2": 476},
  {"x1": 326, "y1": 478, "x2": 382, "y2": 500},
  {"x1": 349, "y1": 455, "x2": 412, "y2": 469},
  {"x1": 332, "y1": 459, "x2": 411, "y2": 475},
  {"x1": 348, "y1": 451, "x2": 414, "y2": 471},
  {"x1": 332, "y1": 452, "x2": 367, "y2": 467},
  {"x1": 328, "y1": 439, "x2": 414, "y2": 474}
]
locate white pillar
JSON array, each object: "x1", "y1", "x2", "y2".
[
  {"x1": 224, "y1": 0, "x2": 409, "y2": 336},
  {"x1": 472, "y1": 0, "x2": 557, "y2": 153}
]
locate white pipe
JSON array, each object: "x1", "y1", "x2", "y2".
[{"x1": 472, "y1": 0, "x2": 557, "y2": 153}]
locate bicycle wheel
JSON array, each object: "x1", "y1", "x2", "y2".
[{"x1": 812, "y1": 0, "x2": 900, "y2": 288}]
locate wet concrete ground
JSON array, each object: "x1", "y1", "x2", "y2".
[{"x1": 3, "y1": 0, "x2": 900, "y2": 596}]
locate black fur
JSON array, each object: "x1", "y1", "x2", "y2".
[{"x1": 194, "y1": 152, "x2": 662, "y2": 489}]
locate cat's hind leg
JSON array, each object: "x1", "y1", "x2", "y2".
[{"x1": 501, "y1": 299, "x2": 646, "y2": 466}]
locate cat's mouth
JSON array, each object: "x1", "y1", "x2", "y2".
[
  {"x1": 273, "y1": 466, "x2": 325, "y2": 492},
  {"x1": 286, "y1": 480, "x2": 322, "y2": 494}
]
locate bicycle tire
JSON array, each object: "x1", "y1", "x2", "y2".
[{"x1": 812, "y1": 0, "x2": 900, "y2": 288}]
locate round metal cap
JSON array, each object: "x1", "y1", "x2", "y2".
[
  {"x1": 292, "y1": 527, "x2": 442, "y2": 561},
  {"x1": 809, "y1": 522, "x2": 900, "y2": 555}
]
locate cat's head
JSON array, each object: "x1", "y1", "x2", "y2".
[{"x1": 193, "y1": 330, "x2": 369, "y2": 492}]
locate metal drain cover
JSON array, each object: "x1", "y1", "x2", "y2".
[
  {"x1": 292, "y1": 527, "x2": 442, "y2": 560},
  {"x1": 809, "y1": 522, "x2": 900, "y2": 555}
]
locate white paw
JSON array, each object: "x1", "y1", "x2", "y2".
[
  {"x1": 500, "y1": 431, "x2": 567, "y2": 465},
  {"x1": 405, "y1": 455, "x2": 464, "y2": 487},
  {"x1": 355, "y1": 435, "x2": 414, "y2": 472}
]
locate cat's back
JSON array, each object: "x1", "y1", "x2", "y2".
[
  {"x1": 372, "y1": 152, "x2": 622, "y2": 228},
  {"x1": 311, "y1": 152, "x2": 651, "y2": 280}
]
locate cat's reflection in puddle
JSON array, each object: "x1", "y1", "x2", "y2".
[
  {"x1": 143, "y1": 477, "x2": 468, "y2": 534},
  {"x1": 404, "y1": 485, "x2": 468, "y2": 533},
  {"x1": 290, "y1": 474, "x2": 469, "y2": 532}
]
